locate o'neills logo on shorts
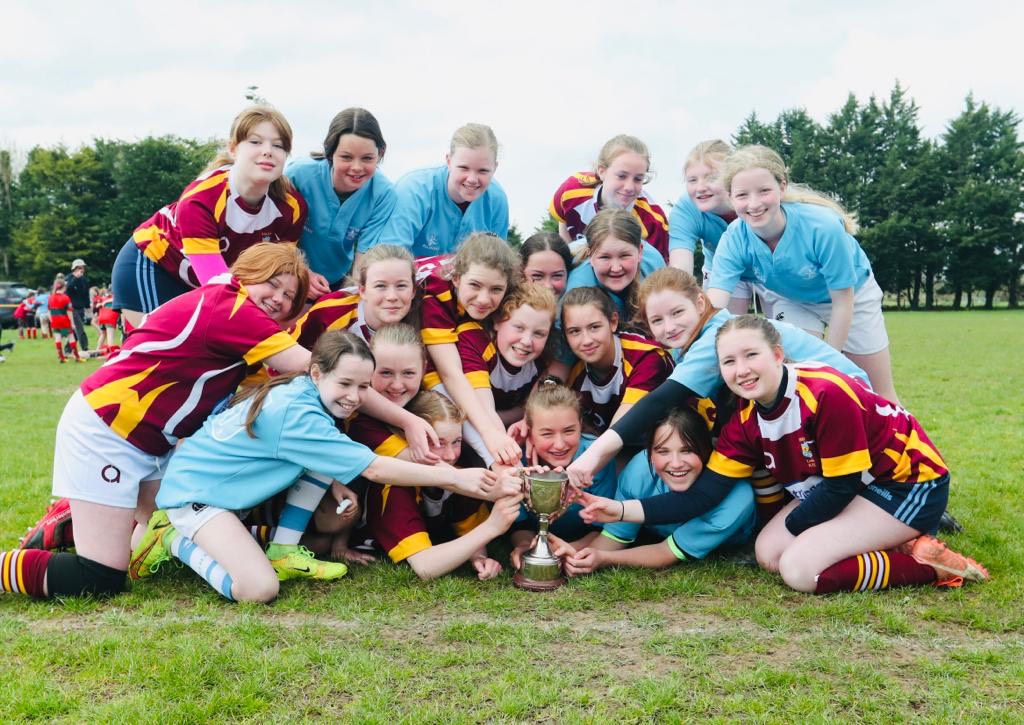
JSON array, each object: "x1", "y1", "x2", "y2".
[{"x1": 101, "y1": 465, "x2": 121, "y2": 484}]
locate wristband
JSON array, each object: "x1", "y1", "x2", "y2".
[{"x1": 619, "y1": 500, "x2": 625, "y2": 522}]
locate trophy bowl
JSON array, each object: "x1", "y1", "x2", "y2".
[{"x1": 513, "y1": 470, "x2": 571, "y2": 592}]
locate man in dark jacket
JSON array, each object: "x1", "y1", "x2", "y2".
[{"x1": 66, "y1": 259, "x2": 90, "y2": 352}]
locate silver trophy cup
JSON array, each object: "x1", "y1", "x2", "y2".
[{"x1": 513, "y1": 470, "x2": 571, "y2": 591}]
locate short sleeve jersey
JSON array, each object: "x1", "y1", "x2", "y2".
[
  {"x1": 80, "y1": 274, "x2": 296, "y2": 455},
  {"x1": 423, "y1": 319, "x2": 539, "y2": 411},
  {"x1": 132, "y1": 166, "x2": 308, "y2": 287},
  {"x1": 550, "y1": 172, "x2": 670, "y2": 260},
  {"x1": 288, "y1": 157, "x2": 397, "y2": 286},
  {"x1": 379, "y1": 166, "x2": 509, "y2": 257},
  {"x1": 345, "y1": 412, "x2": 409, "y2": 459},
  {"x1": 708, "y1": 364, "x2": 948, "y2": 500},
  {"x1": 155, "y1": 375, "x2": 377, "y2": 510},
  {"x1": 568, "y1": 333, "x2": 673, "y2": 432},
  {"x1": 668, "y1": 194, "x2": 733, "y2": 273},
  {"x1": 419, "y1": 270, "x2": 467, "y2": 347},
  {"x1": 709, "y1": 202, "x2": 872, "y2": 304},
  {"x1": 668, "y1": 310, "x2": 870, "y2": 398}
]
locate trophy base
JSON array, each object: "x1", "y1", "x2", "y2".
[{"x1": 513, "y1": 571, "x2": 566, "y2": 591}]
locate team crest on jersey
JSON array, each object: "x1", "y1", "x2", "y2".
[
  {"x1": 261, "y1": 232, "x2": 273, "y2": 242},
  {"x1": 798, "y1": 265, "x2": 819, "y2": 280},
  {"x1": 799, "y1": 438, "x2": 817, "y2": 467}
]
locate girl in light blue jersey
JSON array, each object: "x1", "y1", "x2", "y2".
[
  {"x1": 133, "y1": 331, "x2": 517, "y2": 603},
  {"x1": 669, "y1": 139, "x2": 756, "y2": 315},
  {"x1": 380, "y1": 123, "x2": 509, "y2": 257},
  {"x1": 289, "y1": 108, "x2": 397, "y2": 294},
  {"x1": 557, "y1": 406, "x2": 754, "y2": 574},
  {"x1": 707, "y1": 145, "x2": 897, "y2": 402}
]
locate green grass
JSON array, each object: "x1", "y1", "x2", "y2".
[{"x1": 1, "y1": 312, "x2": 1023, "y2": 722}]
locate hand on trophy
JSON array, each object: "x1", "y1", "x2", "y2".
[
  {"x1": 493, "y1": 467, "x2": 528, "y2": 498},
  {"x1": 563, "y1": 547, "x2": 602, "y2": 576}
]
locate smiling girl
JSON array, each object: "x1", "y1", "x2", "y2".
[
  {"x1": 559, "y1": 407, "x2": 754, "y2": 574},
  {"x1": 360, "y1": 391, "x2": 523, "y2": 581},
  {"x1": 381, "y1": 123, "x2": 509, "y2": 257},
  {"x1": 427, "y1": 283, "x2": 556, "y2": 468},
  {"x1": 289, "y1": 108, "x2": 396, "y2": 293},
  {"x1": 2, "y1": 243, "x2": 319, "y2": 601},
  {"x1": 519, "y1": 232, "x2": 573, "y2": 299},
  {"x1": 708, "y1": 145, "x2": 897, "y2": 402},
  {"x1": 112, "y1": 106, "x2": 308, "y2": 329},
  {"x1": 550, "y1": 134, "x2": 669, "y2": 260},
  {"x1": 562, "y1": 287, "x2": 673, "y2": 433},
  {"x1": 291, "y1": 244, "x2": 417, "y2": 350},
  {"x1": 420, "y1": 233, "x2": 523, "y2": 466},
  {"x1": 668, "y1": 140, "x2": 756, "y2": 315},
  {"x1": 122, "y1": 333, "x2": 515, "y2": 602}
]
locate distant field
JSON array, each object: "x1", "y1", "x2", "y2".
[{"x1": 1, "y1": 311, "x2": 1021, "y2": 721}]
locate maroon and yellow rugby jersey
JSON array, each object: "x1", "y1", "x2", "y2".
[
  {"x1": 132, "y1": 166, "x2": 307, "y2": 287},
  {"x1": 422, "y1": 319, "x2": 539, "y2": 411},
  {"x1": 708, "y1": 364, "x2": 948, "y2": 496},
  {"x1": 419, "y1": 270, "x2": 468, "y2": 347},
  {"x1": 549, "y1": 172, "x2": 669, "y2": 260},
  {"x1": 80, "y1": 275, "x2": 295, "y2": 455},
  {"x1": 290, "y1": 289, "x2": 370, "y2": 350},
  {"x1": 568, "y1": 332, "x2": 673, "y2": 432}
]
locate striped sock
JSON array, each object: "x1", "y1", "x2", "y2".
[
  {"x1": 168, "y1": 533, "x2": 235, "y2": 600},
  {"x1": 249, "y1": 525, "x2": 274, "y2": 548},
  {"x1": 0, "y1": 549, "x2": 50, "y2": 598},
  {"x1": 815, "y1": 550, "x2": 937, "y2": 593},
  {"x1": 271, "y1": 472, "x2": 332, "y2": 546},
  {"x1": 751, "y1": 471, "x2": 787, "y2": 528}
]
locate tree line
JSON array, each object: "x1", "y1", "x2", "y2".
[{"x1": 0, "y1": 84, "x2": 1020, "y2": 308}]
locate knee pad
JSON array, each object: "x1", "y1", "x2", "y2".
[{"x1": 47, "y1": 553, "x2": 126, "y2": 598}]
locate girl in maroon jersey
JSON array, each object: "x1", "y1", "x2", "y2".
[{"x1": 560, "y1": 286, "x2": 673, "y2": 434}]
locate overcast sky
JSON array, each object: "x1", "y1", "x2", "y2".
[{"x1": 3, "y1": 1, "x2": 1022, "y2": 231}]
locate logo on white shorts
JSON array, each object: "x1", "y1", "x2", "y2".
[{"x1": 101, "y1": 465, "x2": 121, "y2": 484}]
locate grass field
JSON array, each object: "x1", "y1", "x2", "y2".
[{"x1": 1, "y1": 311, "x2": 1022, "y2": 722}]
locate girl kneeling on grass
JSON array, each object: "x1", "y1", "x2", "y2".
[
  {"x1": 361, "y1": 390, "x2": 522, "y2": 580},
  {"x1": 558, "y1": 406, "x2": 754, "y2": 574},
  {"x1": 580, "y1": 315, "x2": 988, "y2": 593},
  {"x1": 131, "y1": 332, "x2": 517, "y2": 602}
]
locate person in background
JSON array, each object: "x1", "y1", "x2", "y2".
[{"x1": 65, "y1": 259, "x2": 91, "y2": 352}]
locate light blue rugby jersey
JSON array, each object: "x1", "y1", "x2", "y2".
[
  {"x1": 602, "y1": 449, "x2": 755, "y2": 560},
  {"x1": 156, "y1": 376, "x2": 377, "y2": 511},
  {"x1": 667, "y1": 309, "x2": 869, "y2": 398},
  {"x1": 563, "y1": 241, "x2": 665, "y2": 317},
  {"x1": 288, "y1": 157, "x2": 397, "y2": 287},
  {"x1": 379, "y1": 165, "x2": 509, "y2": 257},
  {"x1": 708, "y1": 202, "x2": 872, "y2": 304},
  {"x1": 668, "y1": 194, "x2": 729, "y2": 272}
]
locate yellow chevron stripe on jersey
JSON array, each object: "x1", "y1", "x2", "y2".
[
  {"x1": 739, "y1": 400, "x2": 756, "y2": 424},
  {"x1": 548, "y1": 198, "x2": 564, "y2": 222},
  {"x1": 422, "y1": 327, "x2": 458, "y2": 345},
  {"x1": 821, "y1": 448, "x2": 872, "y2": 477},
  {"x1": 634, "y1": 198, "x2": 668, "y2": 228},
  {"x1": 561, "y1": 187, "x2": 596, "y2": 204},
  {"x1": 213, "y1": 186, "x2": 229, "y2": 223},
  {"x1": 895, "y1": 429, "x2": 946, "y2": 471},
  {"x1": 621, "y1": 387, "x2": 650, "y2": 405},
  {"x1": 182, "y1": 236, "x2": 222, "y2": 255},
  {"x1": 230, "y1": 287, "x2": 249, "y2": 319},
  {"x1": 285, "y1": 193, "x2": 302, "y2": 224},
  {"x1": 374, "y1": 434, "x2": 408, "y2": 458},
  {"x1": 423, "y1": 371, "x2": 442, "y2": 389},
  {"x1": 84, "y1": 364, "x2": 177, "y2": 440},
  {"x1": 798, "y1": 369, "x2": 865, "y2": 410},
  {"x1": 466, "y1": 370, "x2": 491, "y2": 388},
  {"x1": 794, "y1": 382, "x2": 819, "y2": 414},
  {"x1": 179, "y1": 170, "x2": 228, "y2": 202},
  {"x1": 243, "y1": 331, "x2": 295, "y2": 365},
  {"x1": 134, "y1": 227, "x2": 169, "y2": 262},
  {"x1": 708, "y1": 451, "x2": 755, "y2": 478}
]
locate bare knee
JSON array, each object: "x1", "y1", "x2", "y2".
[
  {"x1": 231, "y1": 574, "x2": 280, "y2": 603},
  {"x1": 777, "y1": 549, "x2": 818, "y2": 593},
  {"x1": 754, "y1": 535, "x2": 782, "y2": 573}
]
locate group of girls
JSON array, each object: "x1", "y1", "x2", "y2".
[{"x1": 1, "y1": 103, "x2": 988, "y2": 605}]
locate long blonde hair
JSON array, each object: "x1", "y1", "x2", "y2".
[{"x1": 721, "y1": 145, "x2": 858, "y2": 234}]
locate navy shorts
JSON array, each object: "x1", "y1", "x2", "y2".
[
  {"x1": 860, "y1": 474, "x2": 949, "y2": 535},
  {"x1": 111, "y1": 239, "x2": 193, "y2": 313}
]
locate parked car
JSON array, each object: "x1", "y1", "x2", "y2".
[{"x1": 0, "y1": 282, "x2": 33, "y2": 328}]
